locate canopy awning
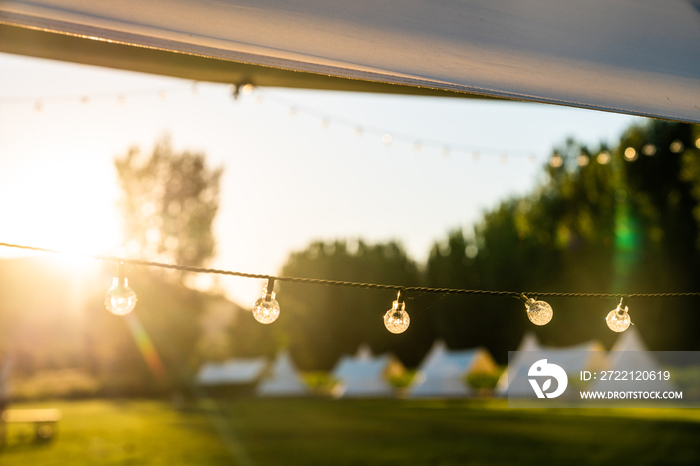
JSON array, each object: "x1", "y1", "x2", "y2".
[{"x1": 1, "y1": 0, "x2": 699, "y2": 123}]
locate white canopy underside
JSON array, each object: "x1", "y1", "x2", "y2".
[{"x1": 1, "y1": 0, "x2": 700, "y2": 123}]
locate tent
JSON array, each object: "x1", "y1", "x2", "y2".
[
  {"x1": 497, "y1": 333, "x2": 608, "y2": 397},
  {"x1": 589, "y1": 328, "x2": 677, "y2": 393},
  {"x1": 408, "y1": 340, "x2": 497, "y2": 398},
  {"x1": 1, "y1": 1, "x2": 699, "y2": 123},
  {"x1": 196, "y1": 357, "x2": 267, "y2": 386},
  {"x1": 257, "y1": 350, "x2": 308, "y2": 397},
  {"x1": 331, "y1": 344, "x2": 404, "y2": 398}
]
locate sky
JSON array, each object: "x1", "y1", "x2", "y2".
[{"x1": 0, "y1": 52, "x2": 644, "y2": 306}]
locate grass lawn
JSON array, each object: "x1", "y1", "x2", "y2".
[{"x1": 1, "y1": 398, "x2": 699, "y2": 465}]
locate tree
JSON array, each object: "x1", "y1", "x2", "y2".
[
  {"x1": 273, "y1": 240, "x2": 431, "y2": 370},
  {"x1": 110, "y1": 135, "x2": 224, "y2": 389},
  {"x1": 427, "y1": 120, "x2": 700, "y2": 360},
  {"x1": 114, "y1": 135, "x2": 223, "y2": 270}
]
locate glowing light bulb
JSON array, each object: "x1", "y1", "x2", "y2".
[
  {"x1": 523, "y1": 295, "x2": 553, "y2": 326},
  {"x1": 669, "y1": 140, "x2": 684, "y2": 153},
  {"x1": 384, "y1": 291, "x2": 410, "y2": 334},
  {"x1": 606, "y1": 299, "x2": 631, "y2": 332},
  {"x1": 253, "y1": 279, "x2": 280, "y2": 324},
  {"x1": 624, "y1": 147, "x2": 637, "y2": 161},
  {"x1": 104, "y1": 263, "x2": 137, "y2": 316},
  {"x1": 549, "y1": 154, "x2": 563, "y2": 167}
]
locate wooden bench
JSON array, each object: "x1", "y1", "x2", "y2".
[{"x1": 0, "y1": 409, "x2": 62, "y2": 444}]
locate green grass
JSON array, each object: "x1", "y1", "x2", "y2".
[{"x1": 2, "y1": 398, "x2": 700, "y2": 465}]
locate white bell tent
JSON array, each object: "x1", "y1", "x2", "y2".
[
  {"x1": 196, "y1": 357, "x2": 267, "y2": 386},
  {"x1": 257, "y1": 350, "x2": 308, "y2": 397},
  {"x1": 1, "y1": 1, "x2": 699, "y2": 122},
  {"x1": 331, "y1": 344, "x2": 404, "y2": 398},
  {"x1": 408, "y1": 340, "x2": 498, "y2": 398}
]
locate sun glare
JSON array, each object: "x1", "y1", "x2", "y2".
[{"x1": 0, "y1": 143, "x2": 122, "y2": 256}]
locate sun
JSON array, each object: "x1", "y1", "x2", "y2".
[{"x1": 0, "y1": 143, "x2": 122, "y2": 256}]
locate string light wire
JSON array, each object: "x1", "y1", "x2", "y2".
[{"x1": 3, "y1": 242, "x2": 700, "y2": 301}]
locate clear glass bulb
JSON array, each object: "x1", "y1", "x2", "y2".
[
  {"x1": 253, "y1": 288, "x2": 280, "y2": 324},
  {"x1": 104, "y1": 277, "x2": 138, "y2": 316},
  {"x1": 606, "y1": 305, "x2": 631, "y2": 332},
  {"x1": 525, "y1": 298, "x2": 553, "y2": 326},
  {"x1": 384, "y1": 300, "x2": 410, "y2": 334}
]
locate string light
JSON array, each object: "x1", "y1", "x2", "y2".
[
  {"x1": 2, "y1": 82, "x2": 557, "y2": 164},
  {"x1": 252, "y1": 278, "x2": 280, "y2": 324},
  {"x1": 384, "y1": 289, "x2": 410, "y2": 334},
  {"x1": 104, "y1": 262, "x2": 138, "y2": 316},
  {"x1": 549, "y1": 154, "x2": 563, "y2": 167},
  {"x1": 606, "y1": 297, "x2": 632, "y2": 332},
  {"x1": 8, "y1": 82, "x2": 697, "y2": 167},
  {"x1": 670, "y1": 140, "x2": 684, "y2": 153},
  {"x1": 624, "y1": 147, "x2": 637, "y2": 161},
  {"x1": 4, "y1": 242, "x2": 700, "y2": 334},
  {"x1": 521, "y1": 294, "x2": 553, "y2": 326}
]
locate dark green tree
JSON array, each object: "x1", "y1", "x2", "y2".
[
  {"x1": 427, "y1": 121, "x2": 700, "y2": 361},
  {"x1": 274, "y1": 240, "x2": 431, "y2": 370}
]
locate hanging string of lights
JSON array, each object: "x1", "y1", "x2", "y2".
[
  {"x1": 0, "y1": 81, "x2": 538, "y2": 163},
  {"x1": 3, "y1": 242, "x2": 700, "y2": 335},
  {"x1": 253, "y1": 89, "x2": 539, "y2": 162},
  {"x1": 4, "y1": 81, "x2": 698, "y2": 163}
]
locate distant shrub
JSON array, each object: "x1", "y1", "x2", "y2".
[
  {"x1": 389, "y1": 370, "x2": 416, "y2": 389},
  {"x1": 302, "y1": 372, "x2": 337, "y2": 396},
  {"x1": 466, "y1": 369, "x2": 503, "y2": 390}
]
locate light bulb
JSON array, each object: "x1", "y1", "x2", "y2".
[
  {"x1": 606, "y1": 303, "x2": 631, "y2": 332},
  {"x1": 253, "y1": 280, "x2": 280, "y2": 324},
  {"x1": 524, "y1": 298, "x2": 553, "y2": 326},
  {"x1": 384, "y1": 298, "x2": 410, "y2": 334},
  {"x1": 104, "y1": 276, "x2": 137, "y2": 316}
]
